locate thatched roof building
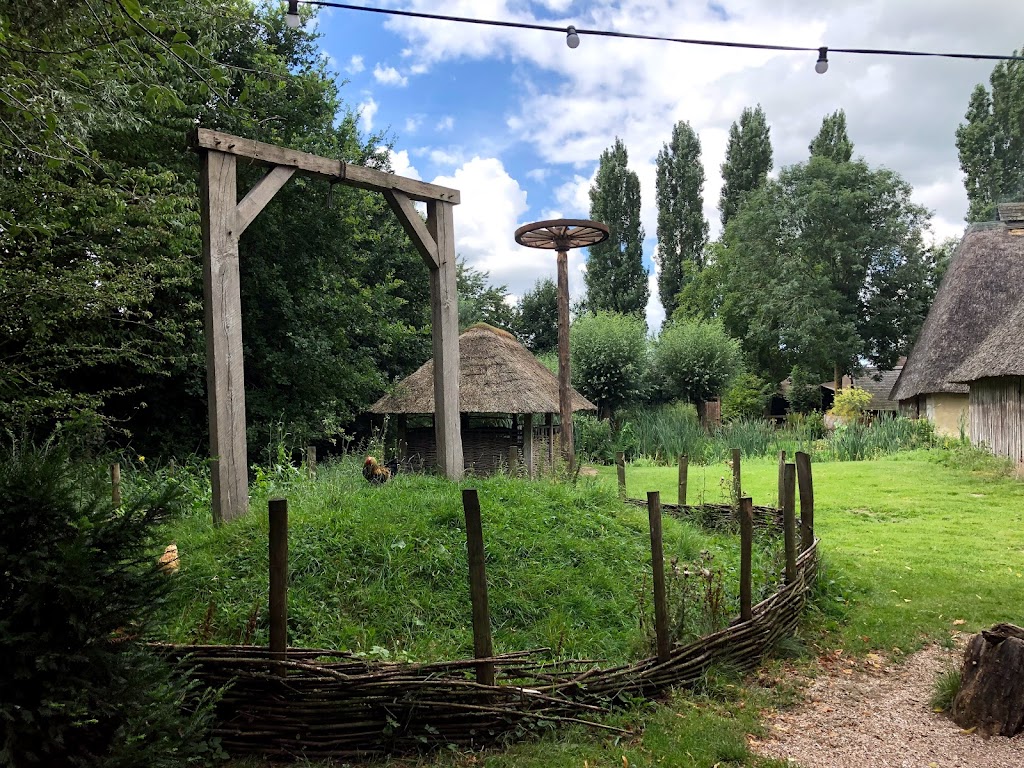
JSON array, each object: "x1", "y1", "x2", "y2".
[
  {"x1": 889, "y1": 207, "x2": 1024, "y2": 435},
  {"x1": 370, "y1": 323, "x2": 595, "y2": 474},
  {"x1": 852, "y1": 360, "x2": 904, "y2": 414}
]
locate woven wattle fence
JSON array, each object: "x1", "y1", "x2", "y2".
[{"x1": 167, "y1": 453, "x2": 819, "y2": 760}]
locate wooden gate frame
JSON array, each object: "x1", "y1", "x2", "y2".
[{"x1": 191, "y1": 129, "x2": 464, "y2": 524}]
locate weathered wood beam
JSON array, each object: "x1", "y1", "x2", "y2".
[
  {"x1": 427, "y1": 200, "x2": 464, "y2": 480},
  {"x1": 383, "y1": 189, "x2": 439, "y2": 268},
  {"x1": 235, "y1": 166, "x2": 296, "y2": 235},
  {"x1": 201, "y1": 151, "x2": 249, "y2": 524},
  {"x1": 191, "y1": 128, "x2": 460, "y2": 204}
]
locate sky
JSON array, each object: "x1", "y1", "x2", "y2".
[{"x1": 309, "y1": 1, "x2": 1024, "y2": 331}]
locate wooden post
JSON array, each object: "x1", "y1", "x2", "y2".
[
  {"x1": 677, "y1": 454, "x2": 688, "y2": 506},
  {"x1": 616, "y1": 451, "x2": 627, "y2": 500},
  {"x1": 740, "y1": 496, "x2": 753, "y2": 622},
  {"x1": 546, "y1": 413, "x2": 555, "y2": 468},
  {"x1": 306, "y1": 446, "x2": 317, "y2": 479},
  {"x1": 201, "y1": 150, "x2": 250, "y2": 524},
  {"x1": 731, "y1": 447, "x2": 741, "y2": 503},
  {"x1": 461, "y1": 489, "x2": 494, "y2": 686},
  {"x1": 111, "y1": 462, "x2": 121, "y2": 507},
  {"x1": 268, "y1": 497, "x2": 288, "y2": 674},
  {"x1": 647, "y1": 491, "x2": 671, "y2": 663},
  {"x1": 426, "y1": 200, "x2": 464, "y2": 481},
  {"x1": 523, "y1": 413, "x2": 534, "y2": 479},
  {"x1": 555, "y1": 248, "x2": 575, "y2": 473},
  {"x1": 507, "y1": 444, "x2": 518, "y2": 476},
  {"x1": 796, "y1": 451, "x2": 815, "y2": 551},
  {"x1": 783, "y1": 463, "x2": 798, "y2": 584},
  {"x1": 397, "y1": 414, "x2": 407, "y2": 462},
  {"x1": 777, "y1": 450, "x2": 786, "y2": 509}
]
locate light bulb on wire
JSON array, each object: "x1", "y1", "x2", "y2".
[
  {"x1": 815, "y1": 47, "x2": 829, "y2": 74},
  {"x1": 566, "y1": 25, "x2": 580, "y2": 49},
  {"x1": 286, "y1": 0, "x2": 301, "y2": 28}
]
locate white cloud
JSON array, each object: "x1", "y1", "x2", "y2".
[
  {"x1": 404, "y1": 115, "x2": 423, "y2": 133},
  {"x1": 436, "y1": 115, "x2": 456, "y2": 131},
  {"x1": 357, "y1": 97, "x2": 378, "y2": 132},
  {"x1": 345, "y1": 54, "x2": 364, "y2": 74},
  {"x1": 373, "y1": 64, "x2": 409, "y2": 87},
  {"x1": 387, "y1": 149, "x2": 421, "y2": 180}
]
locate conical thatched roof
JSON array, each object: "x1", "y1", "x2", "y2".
[
  {"x1": 369, "y1": 323, "x2": 596, "y2": 415},
  {"x1": 889, "y1": 222, "x2": 1024, "y2": 401},
  {"x1": 950, "y1": 296, "x2": 1024, "y2": 383}
]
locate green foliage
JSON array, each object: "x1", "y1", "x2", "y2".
[
  {"x1": 616, "y1": 403, "x2": 707, "y2": 462},
  {"x1": 573, "y1": 413, "x2": 614, "y2": 464},
  {"x1": 721, "y1": 373, "x2": 772, "y2": 422},
  {"x1": 586, "y1": 138, "x2": 648, "y2": 316},
  {"x1": 516, "y1": 278, "x2": 559, "y2": 352},
  {"x1": 0, "y1": 437, "x2": 216, "y2": 766},
  {"x1": 672, "y1": 250, "x2": 724, "y2": 322},
  {"x1": 653, "y1": 319, "x2": 743, "y2": 404},
  {"x1": 808, "y1": 109, "x2": 854, "y2": 163},
  {"x1": 655, "y1": 120, "x2": 708, "y2": 318},
  {"x1": 930, "y1": 666, "x2": 962, "y2": 712},
  {"x1": 830, "y1": 388, "x2": 874, "y2": 422},
  {"x1": 457, "y1": 259, "x2": 517, "y2": 332},
  {"x1": 570, "y1": 311, "x2": 649, "y2": 419},
  {"x1": 719, "y1": 104, "x2": 773, "y2": 228},
  {"x1": 786, "y1": 365, "x2": 824, "y2": 414},
  {"x1": 956, "y1": 51, "x2": 1024, "y2": 222},
  {"x1": 823, "y1": 416, "x2": 936, "y2": 461}
]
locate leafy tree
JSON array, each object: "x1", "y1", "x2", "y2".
[
  {"x1": 719, "y1": 105, "x2": 773, "y2": 227},
  {"x1": 928, "y1": 236, "x2": 960, "y2": 289},
  {"x1": 956, "y1": 51, "x2": 1024, "y2": 221},
  {"x1": 721, "y1": 373, "x2": 773, "y2": 422},
  {"x1": 655, "y1": 120, "x2": 708, "y2": 318},
  {"x1": 652, "y1": 319, "x2": 742, "y2": 404},
  {"x1": 809, "y1": 109, "x2": 854, "y2": 163},
  {"x1": 719, "y1": 156, "x2": 933, "y2": 382},
  {"x1": 672, "y1": 245, "x2": 725, "y2": 322},
  {"x1": 516, "y1": 278, "x2": 559, "y2": 352},
  {"x1": 830, "y1": 387, "x2": 873, "y2": 423},
  {"x1": 456, "y1": 260, "x2": 516, "y2": 332},
  {"x1": 786, "y1": 365, "x2": 824, "y2": 414},
  {"x1": 586, "y1": 138, "x2": 648, "y2": 317},
  {"x1": 570, "y1": 311, "x2": 648, "y2": 421}
]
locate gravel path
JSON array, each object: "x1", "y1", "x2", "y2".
[{"x1": 749, "y1": 642, "x2": 1024, "y2": 768}]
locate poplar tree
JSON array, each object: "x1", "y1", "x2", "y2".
[
  {"x1": 809, "y1": 109, "x2": 854, "y2": 163},
  {"x1": 585, "y1": 138, "x2": 648, "y2": 317},
  {"x1": 956, "y1": 51, "x2": 1024, "y2": 222},
  {"x1": 655, "y1": 120, "x2": 708, "y2": 318},
  {"x1": 718, "y1": 105, "x2": 773, "y2": 227}
]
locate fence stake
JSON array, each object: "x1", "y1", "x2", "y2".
[
  {"x1": 678, "y1": 454, "x2": 688, "y2": 506},
  {"x1": 616, "y1": 452, "x2": 626, "y2": 500},
  {"x1": 508, "y1": 445, "x2": 518, "y2": 476},
  {"x1": 268, "y1": 497, "x2": 289, "y2": 675},
  {"x1": 777, "y1": 450, "x2": 786, "y2": 509},
  {"x1": 462, "y1": 489, "x2": 495, "y2": 686},
  {"x1": 306, "y1": 446, "x2": 317, "y2": 479},
  {"x1": 795, "y1": 451, "x2": 814, "y2": 551},
  {"x1": 731, "y1": 448, "x2": 741, "y2": 505},
  {"x1": 647, "y1": 491, "x2": 671, "y2": 663},
  {"x1": 740, "y1": 496, "x2": 753, "y2": 622},
  {"x1": 783, "y1": 464, "x2": 798, "y2": 584},
  {"x1": 111, "y1": 462, "x2": 121, "y2": 507}
]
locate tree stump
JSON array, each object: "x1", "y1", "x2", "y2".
[{"x1": 951, "y1": 623, "x2": 1024, "y2": 737}]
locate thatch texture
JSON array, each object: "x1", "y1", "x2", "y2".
[
  {"x1": 370, "y1": 324, "x2": 596, "y2": 415},
  {"x1": 889, "y1": 223, "x2": 1024, "y2": 402},
  {"x1": 950, "y1": 297, "x2": 1024, "y2": 382},
  {"x1": 998, "y1": 202, "x2": 1024, "y2": 225}
]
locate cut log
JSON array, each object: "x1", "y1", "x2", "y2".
[{"x1": 951, "y1": 623, "x2": 1024, "y2": 737}]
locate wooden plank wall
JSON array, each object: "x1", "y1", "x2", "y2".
[{"x1": 969, "y1": 377, "x2": 1024, "y2": 463}]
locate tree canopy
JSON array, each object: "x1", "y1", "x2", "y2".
[
  {"x1": 719, "y1": 105, "x2": 773, "y2": 228},
  {"x1": 585, "y1": 138, "x2": 648, "y2": 317},
  {"x1": 653, "y1": 319, "x2": 742, "y2": 405},
  {"x1": 570, "y1": 311, "x2": 648, "y2": 421},
  {"x1": 809, "y1": 110, "x2": 855, "y2": 163},
  {"x1": 457, "y1": 261, "x2": 516, "y2": 332},
  {"x1": 655, "y1": 121, "x2": 708, "y2": 318},
  {"x1": 516, "y1": 278, "x2": 559, "y2": 352}
]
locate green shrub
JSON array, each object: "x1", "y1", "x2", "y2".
[
  {"x1": 653, "y1": 319, "x2": 743, "y2": 405},
  {"x1": 570, "y1": 311, "x2": 649, "y2": 419},
  {"x1": 0, "y1": 438, "x2": 216, "y2": 767},
  {"x1": 573, "y1": 413, "x2": 614, "y2": 463},
  {"x1": 787, "y1": 365, "x2": 823, "y2": 413},
  {"x1": 830, "y1": 388, "x2": 873, "y2": 422},
  {"x1": 721, "y1": 373, "x2": 772, "y2": 422},
  {"x1": 617, "y1": 402, "x2": 707, "y2": 462},
  {"x1": 930, "y1": 666, "x2": 962, "y2": 712}
]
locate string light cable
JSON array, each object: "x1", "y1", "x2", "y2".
[{"x1": 286, "y1": 1, "x2": 1024, "y2": 70}]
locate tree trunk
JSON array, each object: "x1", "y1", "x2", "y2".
[{"x1": 951, "y1": 623, "x2": 1024, "y2": 737}]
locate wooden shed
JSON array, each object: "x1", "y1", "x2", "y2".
[
  {"x1": 950, "y1": 294, "x2": 1024, "y2": 462},
  {"x1": 369, "y1": 323, "x2": 596, "y2": 475},
  {"x1": 889, "y1": 205, "x2": 1024, "y2": 437}
]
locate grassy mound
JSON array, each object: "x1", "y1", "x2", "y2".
[{"x1": 159, "y1": 460, "x2": 782, "y2": 663}]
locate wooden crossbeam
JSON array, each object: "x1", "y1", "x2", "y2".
[
  {"x1": 190, "y1": 128, "x2": 460, "y2": 205},
  {"x1": 384, "y1": 190, "x2": 438, "y2": 268}
]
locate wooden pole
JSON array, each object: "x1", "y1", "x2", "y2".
[
  {"x1": 461, "y1": 489, "x2": 494, "y2": 686},
  {"x1": 555, "y1": 248, "x2": 574, "y2": 473},
  {"x1": 268, "y1": 497, "x2": 288, "y2": 674},
  {"x1": 507, "y1": 444, "x2": 518, "y2": 476},
  {"x1": 523, "y1": 413, "x2": 535, "y2": 480},
  {"x1": 783, "y1": 464, "x2": 798, "y2": 584},
  {"x1": 306, "y1": 446, "x2": 317, "y2": 479},
  {"x1": 795, "y1": 451, "x2": 815, "y2": 551},
  {"x1": 777, "y1": 450, "x2": 786, "y2": 509},
  {"x1": 740, "y1": 496, "x2": 753, "y2": 622},
  {"x1": 647, "y1": 491, "x2": 671, "y2": 663},
  {"x1": 546, "y1": 413, "x2": 555, "y2": 469},
  {"x1": 397, "y1": 415, "x2": 407, "y2": 462},
  {"x1": 731, "y1": 448, "x2": 741, "y2": 503},
  {"x1": 677, "y1": 454, "x2": 688, "y2": 506},
  {"x1": 111, "y1": 462, "x2": 121, "y2": 507},
  {"x1": 616, "y1": 452, "x2": 627, "y2": 500}
]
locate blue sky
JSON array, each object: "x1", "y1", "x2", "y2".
[{"x1": 308, "y1": 1, "x2": 1024, "y2": 330}]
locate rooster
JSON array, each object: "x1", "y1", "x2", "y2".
[{"x1": 362, "y1": 456, "x2": 397, "y2": 485}]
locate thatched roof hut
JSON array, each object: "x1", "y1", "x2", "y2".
[
  {"x1": 950, "y1": 298, "x2": 1024, "y2": 384},
  {"x1": 370, "y1": 323, "x2": 595, "y2": 474},
  {"x1": 889, "y1": 208, "x2": 1024, "y2": 434}
]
